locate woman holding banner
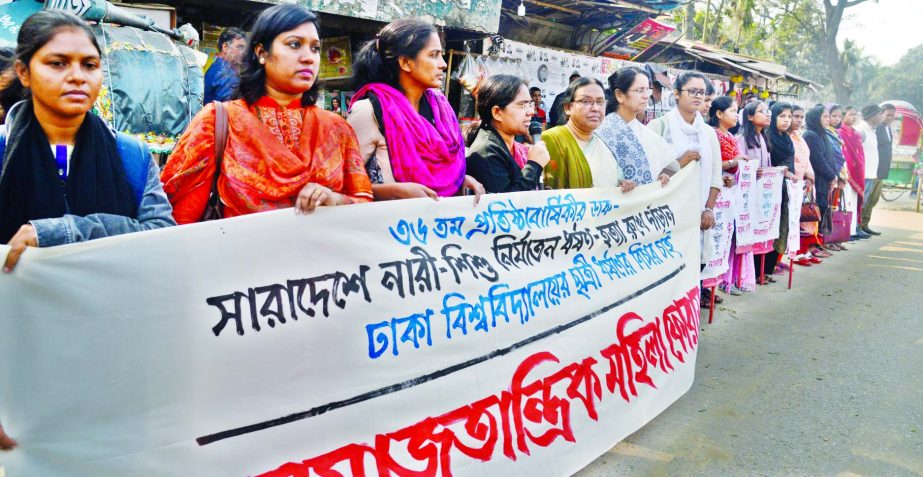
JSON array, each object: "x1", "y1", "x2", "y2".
[
  {"x1": 465, "y1": 75, "x2": 551, "y2": 193},
  {"x1": 542, "y1": 78, "x2": 636, "y2": 192},
  {"x1": 162, "y1": 5, "x2": 373, "y2": 223},
  {"x1": 0, "y1": 9, "x2": 183, "y2": 447},
  {"x1": 648, "y1": 72, "x2": 723, "y2": 231},
  {"x1": 766, "y1": 102, "x2": 798, "y2": 278},
  {"x1": 596, "y1": 66, "x2": 675, "y2": 187},
  {"x1": 0, "y1": 11, "x2": 175, "y2": 275},
  {"x1": 648, "y1": 72, "x2": 723, "y2": 304},
  {"x1": 733, "y1": 101, "x2": 772, "y2": 290},
  {"x1": 709, "y1": 96, "x2": 746, "y2": 296},
  {"x1": 348, "y1": 19, "x2": 483, "y2": 201}
]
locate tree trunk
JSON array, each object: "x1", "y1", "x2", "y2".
[
  {"x1": 685, "y1": 1, "x2": 696, "y2": 38},
  {"x1": 709, "y1": 0, "x2": 726, "y2": 44},
  {"x1": 822, "y1": 0, "x2": 873, "y2": 104},
  {"x1": 825, "y1": 41, "x2": 852, "y2": 103}
]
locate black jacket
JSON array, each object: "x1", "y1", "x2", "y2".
[
  {"x1": 466, "y1": 128, "x2": 543, "y2": 194},
  {"x1": 803, "y1": 130, "x2": 837, "y2": 209},
  {"x1": 876, "y1": 123, "x2": 893, "y2": 180}
]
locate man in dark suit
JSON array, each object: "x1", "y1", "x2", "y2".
[{"x1": 861, "y1": 103, "x2": 896, "y2": 235}]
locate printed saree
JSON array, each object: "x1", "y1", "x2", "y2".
[{"x1": 162, "y1": 97, "x2": 373, "y2": 224}]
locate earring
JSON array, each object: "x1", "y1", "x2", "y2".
[{"x1": 259, "y1": 57, "x2": 265, "y2": 65}]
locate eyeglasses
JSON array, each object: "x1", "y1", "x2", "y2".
[
  {"x1": 509, "y1": 101, "x2": 535, "y2": 111},
  {"x1": 681, "y1": 89, "x2": 707, "y2": 98},
  {"x1": 573, "y1": 98, "x2": 607, "y2": 109},
  {"x1": 755, "y1": 109, "x2": 771, "y2": 116},
  {"x1": 627, "y1": 87, "x2": 653, "y2": 95}
]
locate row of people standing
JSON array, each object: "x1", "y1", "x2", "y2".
[
  {"x1": 0, "y1": 5, "x2": 481, "y2": 450},
  {"x1": 0, "y1": 4, "x2": 889, "y2": 449},
  {"x1": 0, "y1": 4, "x2": 894, "y2": 281},
  {"x1": 0, "y1": 6, "x2": 720, "y2": 450}
]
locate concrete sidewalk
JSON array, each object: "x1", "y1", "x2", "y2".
[{"x1": 575, "y1": 208, "x2": 923, "y2": 476}]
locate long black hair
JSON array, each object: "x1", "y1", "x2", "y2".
[
  {"x1": 464, "y1": 74, "x2": 526, "y2": 146},
  {"x1": 352, "y1": 19, "x2": 438, "y2": 91},
  {"x1": 739, "y1": 100, "x2": 768, "y2": 150},
  {"x1": 476, "y1": 74, "x2": 527, "y2": 129},
  {"x1": 0, "y1": 10, "x2": 100, "y2": 107},
  {"x1": 708, "y1": 95, "x2": 736, "y2": 127},
  {"x1": 607, "y1": 66, "x2": 647, "y2": 112},
  {"x1": 237, "y1": 4, "x2": 319, "y2": 107}
]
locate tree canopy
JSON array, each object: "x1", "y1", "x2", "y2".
[{"x1": 672, "y1": 0, "x2": 920, "y2": 110}]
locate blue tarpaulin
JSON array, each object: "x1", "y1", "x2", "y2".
[{"x1": 0, "y1": 0, "x2": 43, "y2": 47}]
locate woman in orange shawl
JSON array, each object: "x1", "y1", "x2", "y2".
[{"x1": 161, "y1": 5, "x2": 372, "y2": 224}]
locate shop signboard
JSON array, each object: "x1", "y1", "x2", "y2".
[
  {"x1": 607, "y1": 18, "x2": 676, "y2": 60},
  {"x1": 320, "y1": 36, "x2": 352, "y2": 80}
]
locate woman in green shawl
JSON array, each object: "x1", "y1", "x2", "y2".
[{"x1": 542, "y1": 77, "x2": 637, "y2": 192}]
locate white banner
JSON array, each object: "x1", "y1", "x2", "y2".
[
  {"x1": 0, "y1": 168, "x2": 702, "y2": 477},
  {"x1": 786, "y1": 180, "x2": 805, "y2": 257},
  {"x1": 734, "y1": 159, "x2": 759, "y2": 247},
  {"x1": 751, "y1": 167, "x2": 785, "y2": 244},
  {"x1": 701, "y1": 185, "x2": 736, "y2": 281}
]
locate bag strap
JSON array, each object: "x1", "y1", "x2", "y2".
[
  {"x1": 115, "y1": 132, "x2": 149, "y2": 206},
  {"x1": 0, "y1": 125, "x2": 7, "y2": 181},
  {"x1": 0, "y1": 128, "x2": 146, "y2": 206},
  {"x1": 207, "y1": 101, "x2": 230, "y2": 210}
]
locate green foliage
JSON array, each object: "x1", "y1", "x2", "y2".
[
  {"x1": 674, "y1": 0, "x2": 916, "y2": 106},
  {"x1": 869, "y1": 45, "x2": 923, "y2": 109}
]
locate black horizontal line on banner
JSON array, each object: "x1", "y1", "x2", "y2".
[{"x1": 196, "y1": 263, "x2": 687, "y2": 446}]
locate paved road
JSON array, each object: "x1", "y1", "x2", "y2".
[{"x1": 575, "y1": 203, "x2": 923, "y2": 476}]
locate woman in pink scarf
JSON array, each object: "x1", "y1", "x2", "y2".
[
  {"x1": 838, "y1": 106, "x2": 865, "y2": 237},
  {"x1": 348, "y1": 19, "x2": 484, "y2": 201}
]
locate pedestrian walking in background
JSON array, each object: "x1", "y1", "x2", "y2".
[{"x1": 204, "y1": 27, "x2": 246, "y2": 105}]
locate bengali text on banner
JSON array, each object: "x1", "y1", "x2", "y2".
[{"x1": 0, "y1": 166, "x2": 704, "y2": 476}]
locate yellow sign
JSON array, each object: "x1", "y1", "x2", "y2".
[{"x1": 320, "y1": 36, "x2": 352, "y2": 80}]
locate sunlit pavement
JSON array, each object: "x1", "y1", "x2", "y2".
[{"x1": 575, "y1": 201, "x2": 923, "y2": 476}]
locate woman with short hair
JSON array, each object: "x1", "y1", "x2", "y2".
[
  {"x1": 595, "y1": 66, "x2": 675, "y2": 186},
  {"x1": 541, "y1": 77, "x2": 636, "y2": 193}
]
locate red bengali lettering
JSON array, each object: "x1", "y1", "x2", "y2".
[{"x1": 259, "y1": 287, "x2": 699, "y2": 477}]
